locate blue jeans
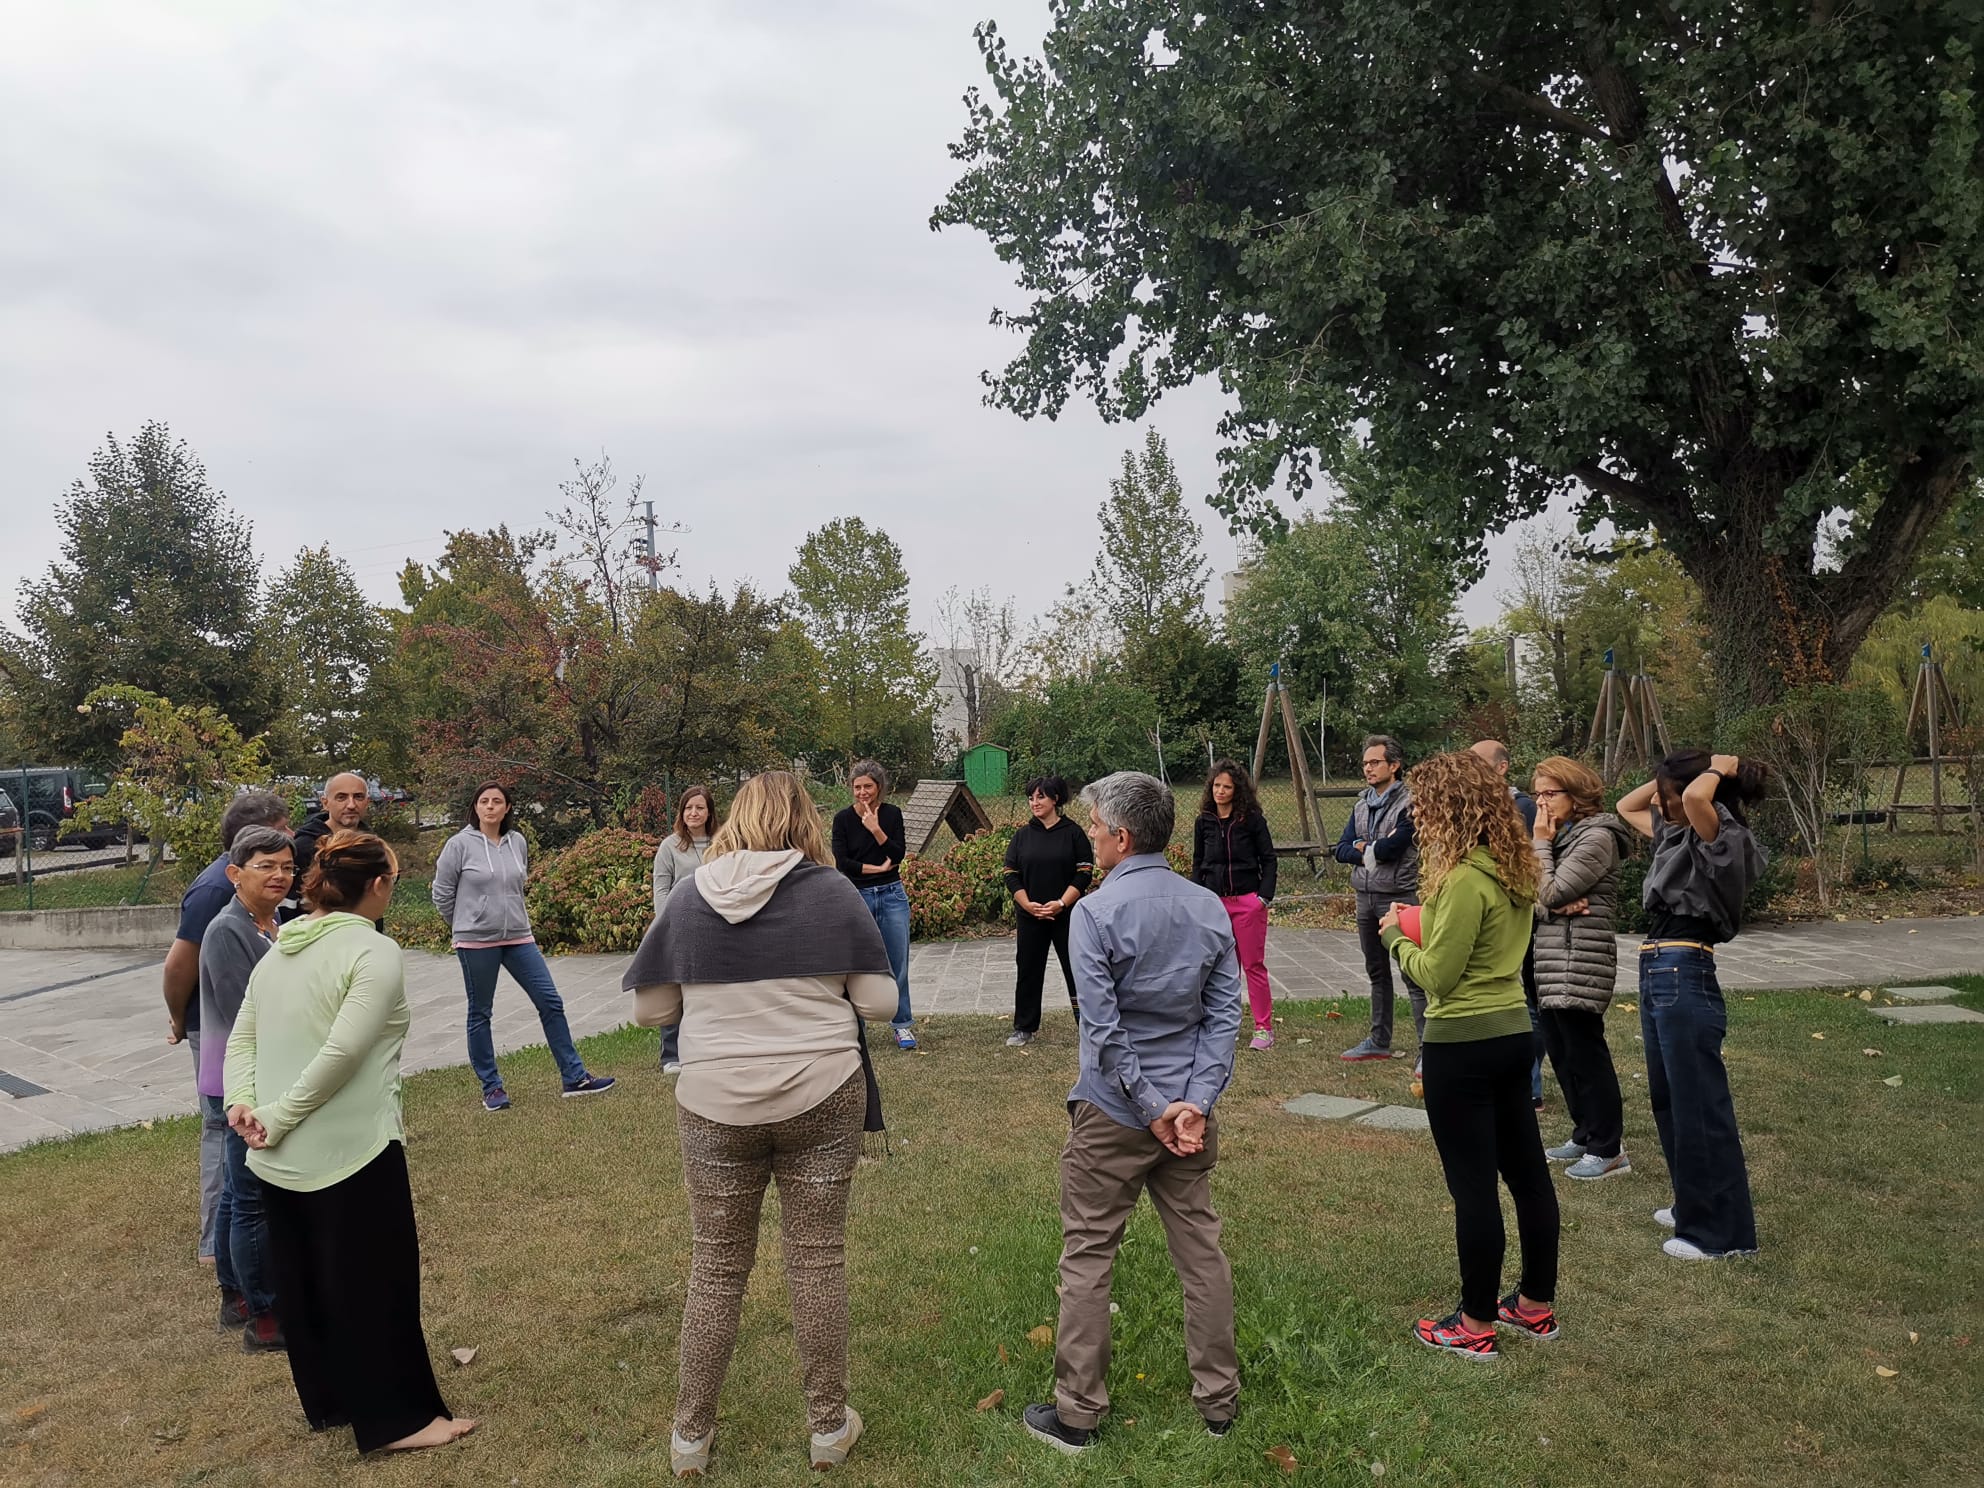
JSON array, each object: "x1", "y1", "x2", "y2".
[
  {"x1": 858, "y1": 881, "x2": 913, "y2": 1029},
  {"x1": 199, "y1": 1093, "x2": 237, "y2": 1292},
  {"x1": 192, "y1": 1036, "x2": 223, "y2": 1260},
  {"x1": 222, "y1": 1123, "x2": 277, "y2": 1316},
  {"x1": 1639, "y1": 945, "x2": 1757, "y2": 1254},
  {"x1": 457, "y1": 942, "x2": 587, "y2": 1093}
]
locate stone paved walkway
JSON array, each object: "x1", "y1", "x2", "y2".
[{"x1": 1, "y1": 916, "x2": 1977, "y2": 1152}]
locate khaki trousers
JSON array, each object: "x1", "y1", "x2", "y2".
[{"x1": 1053, "y1": 1100, "x2": 1239, "y2": 1428}]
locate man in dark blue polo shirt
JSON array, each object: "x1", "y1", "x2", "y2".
[{"x1": 160, "y1": 791, "x2": 288, "y2": 1274}]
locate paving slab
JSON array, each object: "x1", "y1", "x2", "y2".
[
  {"x1": 1870, "y1": 1004, "x2": 1984, "y2": 1025},
  {"x1": 1886, "y1": 984, "x2": 1962, "y2": 1002},
  {"x1": 1284, "y1": 1093, "x2": 1381, "y2": 1120},
  {"x1": 1354, "y1": 1104, "x2": 1432, "y2": 1132}
]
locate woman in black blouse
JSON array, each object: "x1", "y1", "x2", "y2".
[
  {"x1": 1000, "y1": 776, "x2": 1094, "y2": 1047},
  {"x1": 1192, "y1": 760, "x2": 1279, "y2": 1051},
  {"x1": 831, "y1": 760, "x2": 916, "y2": 1050}
]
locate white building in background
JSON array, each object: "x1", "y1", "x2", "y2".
[
  {"x1": 1220, "y1": 533, "x2": 1264, "y2": 612},
  {"x1": 931, "y1": 645, "x2": 978, "y2": 756}
]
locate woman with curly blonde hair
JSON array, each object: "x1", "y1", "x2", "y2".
[{"x1": 1379, "y1": 750, "x2": 1559, "y2": 1361}]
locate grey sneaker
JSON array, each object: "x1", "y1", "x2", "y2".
[
  {"x1": 1340, "y1": 1037, "x2": 1395, "y2": 1062},
  {"x1": 1544, "y1": 1140, "x2": 1587, "y2": 1163},
  {"x1": 670, "y1": 1426, "x2": 713, "y2": 1477},
  {"x1": 1653, "y1": 1206, "x2": 1676, "y2": 1229},
  {"x1": 810, "y1": 1406, "x2": 862, "y2": 1469},
  {"x1": 1006, "y1": 1030, "x2": 1035, "y2": 1047},
  {"x1": 1566, "y1": 1151, "x2": 1630, "y2": 1181}
]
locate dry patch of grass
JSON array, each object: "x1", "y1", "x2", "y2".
[{"x1": 2, "y1": 981, "x2": 1979, "y2": 1486}]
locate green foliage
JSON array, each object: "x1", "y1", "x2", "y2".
[
  {"x1": 1224, "y1": 502, "x2": 1464, "y2": 766},
  {"x1": 936, "y1": 4, "x2": 1984, "y2": 708},
  {"x1": 944, "y1": 826, "x2": 1019, "y2": 922},
  {"x1": 525, "y1": 828, "x2": 661, "y2": 953},
  {"x1": 900, "y1": 853, "x2": 970, "y2": 940},
  {"x1": 262, "y1": 544, "x2": 393, "y2": 777},
  {"x1": 14, "y1": 423, "x2": 274, "y2": 766},
  {"x1": 1090, "y1": 429, "x2": 1210, "y2": 643},
  {"x1": 996, "y1": 671, "x2": 1161, "y2": 787},
  {"x1": 1121, "y1": 618, "x2": 1252, "y2": 766},
  {"x1": 67, "y1": 686, "x2": 271, "y2": 864},
  {"x1": 1850, "y1": 595, "x2": 1984, "y2": 724},
  {"x1": 788, "y1": 517, "x2": 936, "y2": 775}
]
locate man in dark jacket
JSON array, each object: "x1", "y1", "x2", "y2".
[
  {"x1": 1333, "y1": 735, "x2": 1424, "y2": 1063},
  {"x1": 279, "y1": 772, "x2": 371, "y2": 924}
]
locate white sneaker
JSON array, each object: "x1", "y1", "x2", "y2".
[
  {"x1": 1662, "y1": 1236, "x2": 1714, "y2": 1261},
  {"x1": 1653, "y1": 1206, "x2": 1676, "y2": 1229},
  {"x1": 670, "y1": 1427, "x2": 713, "y2": 1477},
  {"x1": 810, "y1": 1406, "x2": 862, "y2": 1469},
  {"x1": 662, "y1": 1061, "x2": 684, "y2": 1076}
]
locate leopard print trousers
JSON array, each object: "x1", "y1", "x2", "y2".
[{"x1": 672, "y1": 1070, "x2": 864, "y2": 1440}]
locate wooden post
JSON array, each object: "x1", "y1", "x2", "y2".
[
  {"x1": 1277, "y1": 680, "x2": 1317, "y2": 841},
  {"x1": 1891, "y1": 652, "x2": 1931, "y2": 830},
  {"x1": 1251, "y1": 671, "x2": 1278, "y2": 784},
  {"x1": 1926, "y1": 655, "x2": 1946, "y2": 833}
]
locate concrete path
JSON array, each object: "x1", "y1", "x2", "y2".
[{"x1": 1, "y1": 916, "x2": 1978, "y2": 1152}]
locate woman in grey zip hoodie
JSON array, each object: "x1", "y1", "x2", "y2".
[
  {"x1": 651, "y1": 786, "x2": 720, "y2": 1073},
  {"x1": 432, "y1": 783, "x2": 614, "y2": 1111}
]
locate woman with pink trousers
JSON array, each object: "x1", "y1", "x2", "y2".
[{"x1": 1191, "y1": 760, "x2": 1278, "y2": 1049}]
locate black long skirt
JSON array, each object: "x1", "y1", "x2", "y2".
[{"x1": 260, "y1": 1140, "x2": 452, "y2": 1453}]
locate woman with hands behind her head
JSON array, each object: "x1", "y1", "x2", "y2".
[
  {"x1": 1616, "y1": 750, "x2": 1770, "y2": 1262},
  {"x1": 224, "y1": 830, "x2": 473, "y2": 1455}
]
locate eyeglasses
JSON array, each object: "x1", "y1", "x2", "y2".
[
  {"x1": 1534, "y1": 789, "x2": 1569, "y2": 801},
  {"x1": 245, "y1": 861, "x2": 295, "y2": 875}
]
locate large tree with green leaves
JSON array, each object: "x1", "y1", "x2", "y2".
[
  {"x1": 13, "y1": 423, "x2": 274, "y2": 763},
  {"x1": 935, "y1": 3, "x2": 1983, "y2": 713},
  {"x1": 788, "y1": 517, "x2": 936, "y2": 772},
  {"x1": 1090, "y1": 429, "x2": 1211, "y2": 644},
  {"x1": 263, "y1": 545, "x2": 392, "y2": 777}
]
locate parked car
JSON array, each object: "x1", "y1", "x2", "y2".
[
  {"x1": 0, "y1": 766, "x2": 122, "y2": 851},
  {"x1": 0, "y1": 789, "x2": 19, "y2": 858}
]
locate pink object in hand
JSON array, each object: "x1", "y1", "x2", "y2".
[{"x1": 1398, "y1": 904, "x2": 1424, "y2": 946}]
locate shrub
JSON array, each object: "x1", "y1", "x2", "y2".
[
  {"x1": 625, "y1": 785, "x2": 672, "y2": 838},
  {"x1": 945, "y1": 827, "x2": 1018, "y2": 922},
  {"x1": 526, "y1": 828, "x2": 661, "y2": 952},
  {"x1": 901, "y1": 854, "x2": 970, "y2": 940}
]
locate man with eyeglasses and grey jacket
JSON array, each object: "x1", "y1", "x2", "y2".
[{"x1": 1333, "y1": 735, "x2": 1427, "y2": 1066}]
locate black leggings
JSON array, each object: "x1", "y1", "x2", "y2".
[
  {"x1": 1013, "y1": 912, "x2": 1076, "y2": 1032},
  {"x1": 1422, "y1": 1033, "x2": 1560, "y2": 1321}
]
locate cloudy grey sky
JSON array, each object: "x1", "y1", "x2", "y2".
[{"x1": 0, "y1": 0, "x2": 1533, "y2": 645}]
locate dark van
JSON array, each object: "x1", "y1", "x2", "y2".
[{"x1": 0, "y1": 766, "x2": 121, "y2": 851}]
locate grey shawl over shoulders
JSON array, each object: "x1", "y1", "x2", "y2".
[{"x1": 1532, "y1": 812, "x2": 1637, "y2": 1015}]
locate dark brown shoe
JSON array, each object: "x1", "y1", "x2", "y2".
[{"x1": 242, "y1": 1314, "x2": 287, "y2": 1353}]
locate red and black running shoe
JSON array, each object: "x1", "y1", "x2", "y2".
[
  {"x1": 1495, "y1": 1292, "x2": 1559, "y2": 1340},
  {"x1": 1412, "y1": 1311, "x2": 1498, "y2": 1360}
]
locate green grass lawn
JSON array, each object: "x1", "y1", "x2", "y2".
[
  {"x1": 0, "y1": 860, "x2": 188, "y2": 913},
  {"x1": 2, "y1": 981, "x2": 1979, "y2": 1486}
]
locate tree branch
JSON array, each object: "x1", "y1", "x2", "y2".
[
  {"x1": 1568, "y1": 459, "x2": 1709, "y2": 551},
  {"x1": 1823, "y1": 450, "x2": 1972, "y2": 657},
  {"x1": 1466, "y1": 73, "x2": 1610, "y2": 144}
]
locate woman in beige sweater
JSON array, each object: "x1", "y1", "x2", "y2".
[{"x1": 625, "y1": 771, "x2": 897, "y2": 1478}]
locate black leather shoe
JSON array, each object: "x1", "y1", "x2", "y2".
[
  {"x1": 1205, "y1": 1417, "x2": 1236, "y2": 1438},
  {"x1": 1022, "y1": 1403, "x2": 1094, "y2": 1455}
]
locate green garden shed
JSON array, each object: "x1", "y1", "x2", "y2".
[{"x1": 960, "y1": 743, "x2": 1012, "y2": 800}]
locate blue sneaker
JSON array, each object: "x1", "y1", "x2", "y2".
[
  {"x1": 893, "y1": 1027, "x2": 918, "y2": 1051},
  {"x1": 481, "y1": 1086, "x2": 511, "y2": 1112},
  {"x1": 561, "y1": 1073, "x2": 617, "y2": 1098}
]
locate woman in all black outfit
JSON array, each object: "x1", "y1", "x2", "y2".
[
  {"x1": 1192, "y1": 760, "x2": 1279, "y2": 1050},
  {"x1": 1000, "y1": 776, "x2": 1094, "y2": 1046}
]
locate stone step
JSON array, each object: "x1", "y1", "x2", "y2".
[
  {"x1": 1870, "y1": 1004, "x2": 1984, "y2": 1026},
  {"x1": 1886, "y1": 984, "x2": 1963, "y2": 1003}
]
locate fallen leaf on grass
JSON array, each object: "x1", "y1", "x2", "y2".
[
  {"x1": 1861, "y1": 1048, "x2": 1883, "y2": 1057},
  {"x1": 1874, "y1": 1365, "x2": 1899, "y2": 1378},
  {"x1": 996, "y1": 1344, "x2": 1009, "y2": 1365},
  {"x1": 15, "y1": 1403, "x2": 47, "y2": 1426},
  {"x1": 1810, "y1": 1032, "x2": 1826, "y2": 1040},
  {"x1": 1266, "y1": 1444, "x2": 1299, "y2": 1475},
  {"x1": 1027, "y1": 1324, "x2": 1054, "y2": 1349},
  {"x1": 1325, "y1": 1009, "x2": 1343, "y2": 1020},
  {"x1": 1883, "y1": 1075, "x2": 1903, "y2": 1087},
  {"x1": 1618, "y1": 1002, "x2": 1637, "y2": 1012},
  {"x1": 976, "y1": 1389, "x2": 1005, "y2": 1411},
  {"x1": 1372, "y1": 1462, "x2": 1387, "y2": 1478},
  {"x1": 1858, "y1": 990, "x2": 1875, "y2": 1002},
  {"x1": 1296, "y1": 1038, "x2": 1313, "y2": 1045},
  {"x1": 451, "y1": 1347, "x2": 477, "y2": 1366},
  {"x1": 1908, "y1": 1331, "x2": 1920, "y2": 1344},
  {"x1": 151, "y1": 1423, "x2": 186, "y2": 1445},
  {"x1": 140, "y1": 1120, "x2": 154, "y2": 1130}
]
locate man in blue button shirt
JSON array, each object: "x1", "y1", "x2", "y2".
[{"x1": 1024, "y1": 771, "x2": 1243, "y2": 1456}]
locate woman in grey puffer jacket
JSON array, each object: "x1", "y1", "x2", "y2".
[{"x1": 1530, "y1": 756, "x2": 1637, "y2": 1182}]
